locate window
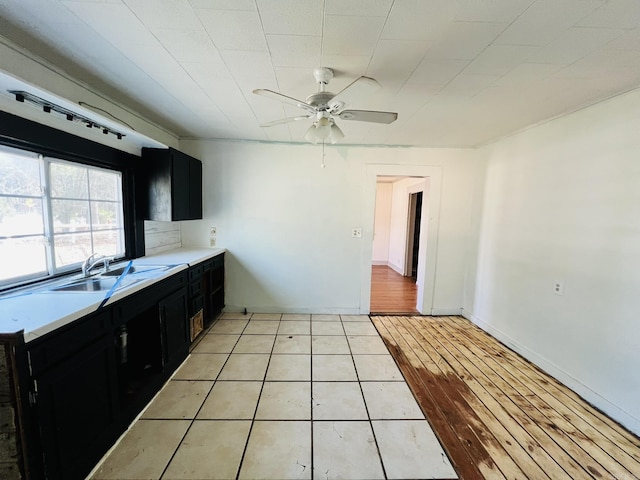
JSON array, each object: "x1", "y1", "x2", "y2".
[{"x1": 0, "y1": 145, "x2": 125, "y2": 286}]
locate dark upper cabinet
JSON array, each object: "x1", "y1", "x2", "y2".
[{"x1": 141, "y1": 147, "x2": 203, "y2": 221}]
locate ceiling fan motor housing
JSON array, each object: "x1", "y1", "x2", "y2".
[
  {"x1": 305, "y1": 91, "x2": 335, "y2": 109},
  {"x1": 313, "y1": 67, "x2": 334, "y2": 85}
]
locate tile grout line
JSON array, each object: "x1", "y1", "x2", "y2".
[
  {"x1": 347, "y1": 316, "x2": 389, "y2": 480},
  {"x1": 234, "y1": 314, "x2": 280, "y2": 480},
  {"x1": 159, "y1": 314, "x2": 248, "y2": 480},
  {"x1": 310, "y1": 316, "x2": 315, "y2": 480}
]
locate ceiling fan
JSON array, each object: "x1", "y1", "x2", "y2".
[{"x1": 253, "y1": 67, "x2": 398, "y2": 144}]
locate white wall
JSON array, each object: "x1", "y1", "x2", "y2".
[
  {"x1": 372, "y1": 183, "x2": 392, "y2": 265},
  {"x1": 179, "y1": 140, "x2": 477, "y2": 315},
  {"x1": 464, "y1": 88, "x2": 640, "y2": 435}
]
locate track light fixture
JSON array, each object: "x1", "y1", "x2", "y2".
[{"x1": 8, "y1": 90, "x2": 126, "y2": 140}]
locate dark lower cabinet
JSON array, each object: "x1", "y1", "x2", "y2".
[
  {"x1": 160, "y1": 287, "x2": 189, "y2": 373},
  {"x1": 33, "y1": 335, "x2": 118, "y2": 480},
  {"x1": 203, "y1": 253, "x2": 225, "y2": 326},
  {"x1": 7, "y1": 256, "x2": 223, "y2": 479}
]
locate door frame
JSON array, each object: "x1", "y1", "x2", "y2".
[{"x1": 360, "y1": 164, "x2": 442, "y2": 315}]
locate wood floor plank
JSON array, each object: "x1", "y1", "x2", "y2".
[
  {"x1": 372, "y1": 316, "x2": 485, "y2": 480},
  {"x1": 370, "y1": 266, "x2": 417, "y2": 313},
  {"x1": 436, "y1": 318, "x2": 630, "y2": 480},
  {"x1": 372, "y1": 315, "x2": 640, "y2": 480},
  {"x1": 447, "y1": 316, "x2": 640, "y2": 475},
  {"x1": 389, "y1": 317, "x2": 513, "y2": 479},
  {"x1": 391, "y1": 317, "x2": 532, "y2": 480},
  {"x1": 407, "y1": 317, "x2": 573, "y2": 480}
]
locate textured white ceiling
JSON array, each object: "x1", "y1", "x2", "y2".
[{"x1": 1, "y1": 0, "x2": 640, "y2": 147}]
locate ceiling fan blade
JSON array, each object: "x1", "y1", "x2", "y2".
[
  {"x1": 338, "y1": 110, "x2": 398, "y2": 124},
  {"x1": 260, "y1": 115, "x2": 312, "y2": 127},
  {"x1": 328, "y1": 76, "x2": 381, "y2": 112},
  {"x1": 253, "y1": 89, "x2": 316, "y2": 113}
]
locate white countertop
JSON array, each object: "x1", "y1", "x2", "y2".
[{"x1": 0, "y1": 247, "x2": 225, "y2": 343}]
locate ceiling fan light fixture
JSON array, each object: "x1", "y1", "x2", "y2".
[
  {"x1": 329, "y1": 122, "x2": 344, "y2": 144},
  {"x1": 304, "y1": 123, "x2": 319, "y2": 144}
]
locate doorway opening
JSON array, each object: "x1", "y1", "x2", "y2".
[
  {"x1": 406, "y1": 191, "x2": 423, "y2": 280},
  {"x1": 369, "y1": 176, "x2": 426, "y2": 314}
]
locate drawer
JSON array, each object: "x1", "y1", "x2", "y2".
[
  {"x1": 28, "y1": 310, "x2": 112, "y2": 376},
  {"x1": 188, "y1": 264, "x2": 203, "y2": 282}
]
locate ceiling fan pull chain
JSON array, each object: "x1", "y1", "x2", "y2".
[{"x1": 321, "y1": 140, "x2": 326, "y2": 168}]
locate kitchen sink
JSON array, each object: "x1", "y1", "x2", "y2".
[
  {"x1": 49, "y1": 276, "x2": 141, "y2": 293},
  {"x1": 101, "y1": 265, "x2": 171, "y2": 277}
]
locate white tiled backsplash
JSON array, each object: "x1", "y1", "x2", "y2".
[{"x1": 144, "y1": 221, "x2": 181, "y2": 255}]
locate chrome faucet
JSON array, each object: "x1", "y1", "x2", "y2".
[{"x1": 82, "y1": 253, "x2": 113, "y2": 277}]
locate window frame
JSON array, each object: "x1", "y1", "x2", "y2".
[{"x1": 0, "y1": 110, "x2": 144, "y2": 292}]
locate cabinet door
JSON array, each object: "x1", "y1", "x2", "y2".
[
  {"x1": 34, "y1": 335, "x2": 118, "y2": 480},
  {"x1": 188, "y1": 156, "x2": 202, "y2": 219},
  {"x1": 160, "y1": 287, "x2": 189, "y2": 373},
  {"x1": 203, "y1": 257, "x2": 224, "y2": 324},
  {"x1": 171, "y1": 150, "x2": 190, "y2": 220}
]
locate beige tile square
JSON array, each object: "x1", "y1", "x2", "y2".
[
  {"x1": 163, "y1": 420, "x2": 252, "y2": 479},
  {"x1": 311, "y1": 335, "x2": 350, "y2": 354},
  {"x1": 347, "y1": 335, "x2": 389, "y2": 354},
  {"x1": 193, "y1": 334, "x2": 239, "y2": 353},
  {"x1": 218, "y1": 353, "x2": 270, "y2": 380},
  {"x1": 142, "y1": 380, "x2": 212, "y2": 419},
  {"x1": 340, "y1": 314, "x2": 371, "y2": 322},
  {"x1": 173, "y1": 354, "x2": 228, "y2": 380},
  {"x1": 209, "y1": 319, "x2": 248, "y2": 334},
  {"x1": 244, "y1": 320, "x2": 280, "y2": 334},
  {"x1": 312, "y1": 382, "x2": 368, "y2": 420},
  {"x1": 281, "y1": 313, "x2": 310, "y2": 321},
  {"x1": 90, "y1": 419, "x2": 189, "y2": 479},
  {"x1": 255, "y1": 382, "x2": 311, "y2": 420},
  {"x1": 251, "y1": 313, "x2": 282, "y2": 320},
  {"x1": 313, "y1": 421, "x2": 385, "y2": 480},
  {"x1": 343, "y1": 322, "x2": 379, "y2": 336},
  {"x1": 373, "y1": 420, "x2": 457, "y2": 479},
  {"x1": 197, "y1": 381, "x2": 262, "y2": 419},
  {"x1": 239, "y1": 421, "x2": 311, "y2": 479},
  {"x1": 233, "y1": 334, "x2": 275, "y2": 353},
  {"x1": 220, "y1": 312, "x2": 252, "y2": 320},
  {"x1": 312, "y1": 355, "x2": 357, "y2": 381},
  {"x1": 311, "y1": 314, "x2": 341, "y2": 321},
  {"x1": 353, "y1": 354, "x2": 404, "y2": 381},
  {"x1": 265, "y1": 354, "x2": 311, "y2": 381},
  {"x1": 273, "y1": 335, "x2": 311, "y2": 354},
  {"x1": 311, "y1": 322, "x2": 344, "y2": 336},
  {"x1": 361, "y1": 382, "x2": 425, "y2": 419},
  {"x1": 278, "y1": 320, "x2": 310, "y2": 335}
]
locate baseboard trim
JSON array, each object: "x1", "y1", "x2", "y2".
[
  {"x1": 223, "y1": 305, "x2": 362, "y2": 315},
  {"x1": 461, "y1": 308, "x2": 640, "y2": 436},
  {"x1": 430, "y1": 307, "x2": 463, "y2": 316}
]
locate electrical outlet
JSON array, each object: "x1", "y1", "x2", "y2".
[
  {"x1": 554, "y1": 281, "x2": 564, "y2": 295},
  {"x1": 209, "y1": 226, "x2": 217, "y2": 246},
  {"x1": 352, "y1": 228, "x2": 362, "y2": 238}
]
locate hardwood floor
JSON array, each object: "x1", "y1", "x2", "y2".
[
  {"x1": 370, "y1": 265, "x2": 417, "y2": 314},
  {"x1": 371, "y1": 315, "x2": 640, "y2": 480}
]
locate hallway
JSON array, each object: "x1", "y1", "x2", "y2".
[{"x1": 370, "y1": 265, "x2": 418, "y2": 314}]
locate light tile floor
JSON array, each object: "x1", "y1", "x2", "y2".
[{"x1": 90, "y1": 313, "x2": 457, "y2": 480}]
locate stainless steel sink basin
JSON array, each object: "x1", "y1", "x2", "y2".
[
  {"x1": 101, "y1": 265, "x2": 171, "y2": 277},
  {"x1": 49, "y1": 276, "x2": 140, "y2": 293}
]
